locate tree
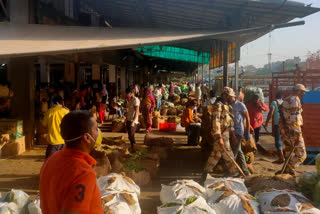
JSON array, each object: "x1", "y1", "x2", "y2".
[{"x1": 307, "y1": 50, "x2": 320, "y2": 69}]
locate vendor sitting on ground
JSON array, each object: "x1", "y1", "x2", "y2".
[{"x1": 181, "y1": 100, "x2": 201, "y2": 146}]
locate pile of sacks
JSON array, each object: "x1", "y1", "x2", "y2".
[
  {"x1": 0, "y1": 189, "x2": 41, "y2": 214},
  {"x1": 158, "y1": 175, "x2": 320, "y2": 214},
  {"x1": 98, "y1": 173, "x2": 141, "y2": 214},
  {"x1": 160, "y1": 101, "x2": 175, "y2": 116},
  {"x1": 144, "y1": 134, "x2": 174, "y2": 160},
  {"x1": 152, "y1": 111, "x2": 164, "y2": 129},
  {"x1": 111, "y1": 117, "x2": 126, "y2": 132},
  {"x1": 90, "y1": 136, "x2": 129, "y2": 178},
  {"x1": 94, "y1": 136, "x2": 160, "y2": 186}
]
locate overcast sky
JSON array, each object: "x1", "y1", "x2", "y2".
[{"x1": 240, "y1": 0, "x2": 320, "y2": 68}]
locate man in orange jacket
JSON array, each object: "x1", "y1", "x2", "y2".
[{"x1": 40, "y1": 110, "x2": 103, "y2": 214}]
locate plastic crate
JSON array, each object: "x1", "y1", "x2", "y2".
[{"x1": 159, "y1": 122, "x2": 176, "y2": 132}]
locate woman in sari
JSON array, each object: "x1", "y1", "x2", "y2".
[{"x1": 141, "y1": 88, "x2": 155, "y2": 132}]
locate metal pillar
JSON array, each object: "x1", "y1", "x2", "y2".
[
  {"x1": 202, "y1": 55, "x2": 204, "y2": 83},
  {"x1": 39, "y1": 57, "x2": 50, "y2": 84},
  {"x1": 8, "y1": 0, "x2": 35, "y2": 149},
  {"x1": 235, "y1": 44, "x2": 241, "y2": 97},
  {"x1": 202, "y1": 63, "x2": 204, "y2": 83},
  {"x1": 209, "y1": 68, "x2": 211, "y2": 90},
  {"x1": 223, "y1": 41, "x2": 229, "y2": 87},
  {"x1": 8, "y1": 57, "x2": 35, "y2": 149}
]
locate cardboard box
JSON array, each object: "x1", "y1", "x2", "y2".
[
  {"x1": 1, "y1": 136, "x2": 25, "y2": 157},
  {"x1": 0, "y1": 119, "x2": 23, "y2": 139}
]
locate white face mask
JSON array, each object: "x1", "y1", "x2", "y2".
[
  {"x1": 64, "y1": 129, "x2": 101, "y2": 145},
  {"x1": 88, "y1": 133, "x2": 97, "y2": 144}
]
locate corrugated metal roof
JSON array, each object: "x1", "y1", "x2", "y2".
[
  {"x1": 91, "y1": 0, "x2": 319, "y2": 30},
  {"x1": 0, "y1": 21, "x2": 305, "y2": 58},
  {"x1": 0, "y1": 23, "x2": 273, "y2": 58}
]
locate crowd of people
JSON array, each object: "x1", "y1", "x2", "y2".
[
  {"x1": 37, "y1": 78, "x2": 309, "y2": 213},
  {"x1": 174, "y1": 82, "x2": 308, "y2": 183},
  {"x1": 196, "y1": 84, "x2": 309, "y2": 183}
]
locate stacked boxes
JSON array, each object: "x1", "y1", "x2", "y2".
[
  {"x1": 0, "y1": 119, "x2": 23, "y2": 139},
  {"x1": 0, "y1": 119, "x2": 25, "y2": 157}
]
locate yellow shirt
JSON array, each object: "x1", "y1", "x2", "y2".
[{"x1": 42, "y1": 105, "x2": 69, "y2": 145}]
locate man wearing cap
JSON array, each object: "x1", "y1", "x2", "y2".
[
  {"x1": 200, "y1": 87, "x2": 238, "y2": 183},
  {"x1": 277, "y1": 84, "x2": 308, "y2": 175}
]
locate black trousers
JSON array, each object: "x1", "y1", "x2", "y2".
[
  {"x1": 254, "y1": 126, "x2": 261, "y2": 144},
  {"x1": 126, "y1": 121, "x2": 137, "y2": 148},
  {"x1": 45, "y1": 144, "x2": 64, "y2": 159},
  {"x1": 186, "y1": 124, "x2": 201, "y2": 146}
]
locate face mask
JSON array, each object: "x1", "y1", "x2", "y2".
[
  {"x1": 95, "y1": 129, "x2": 102, "y2": 146},
  {"x1": 127, "y1": 94, "x2": 132, "y2": 98},
  {"x1": 65, "y1": 128, "x2": 102, "y2": 148},
  {"x1": 88, "y1": 128, "x2": 102, "y2": 147}
]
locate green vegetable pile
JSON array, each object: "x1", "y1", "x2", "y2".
[{"x1": 123, "y1": 160, "x2": 143, "y2": 172}]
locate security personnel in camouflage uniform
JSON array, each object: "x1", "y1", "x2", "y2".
[
  {"x1": 277, "y1": 84, "x2": 308, "y2": 175},
  {"x1": 200, "y1": 87, "x2": 238, "y2": 183}
]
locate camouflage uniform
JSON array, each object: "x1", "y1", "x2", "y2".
[
  {"x1": 204, "y1": 101, "x2": 238, "y2": 175},
  {"x1": 279, "y1": 95, "x2": 307, "y2": 174}
]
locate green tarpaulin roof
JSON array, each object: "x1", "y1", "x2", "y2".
[{"x1": 137, "y1": 45, "x2": 210, "y2": 64}]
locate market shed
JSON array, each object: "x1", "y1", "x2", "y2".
[{"x1": 0, "y1": 0, "x2": 318, "y2": 149}]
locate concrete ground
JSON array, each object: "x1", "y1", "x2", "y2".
[{"x1": 0, "y1": 127, "x2": 315, "y2": 213}]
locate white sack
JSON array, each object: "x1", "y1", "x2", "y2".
[
  {"x1": 258, "y1": 189, "x2": 320, "y2": 214},
  {"x1": 204, "y1": 174, "x2": 248, "y2": 200},
  {"x1": 101, "y1": 189, "x2": 141, "y2": 214},
  {"x1": 0, "y1": 190, "x2": 30, "y2": 214},
  {"x1": 158, "y1": 196, "x2": 216, "y2": 214},
  {"x1": 27, "y1": 200, "x2": 41, "y2": 214},
  {"x1": 160, "y1": 180, "x2": 206, "y2": 204},
  {"x1": 98, "y1": 173, "x2": 140, "y2": 196},
  {"x1": 0, "y1": 202, "x2": 18, "y2": 214},
  {"x1": 207, "y1": 190, "x2": 259, "y2": 214}
]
